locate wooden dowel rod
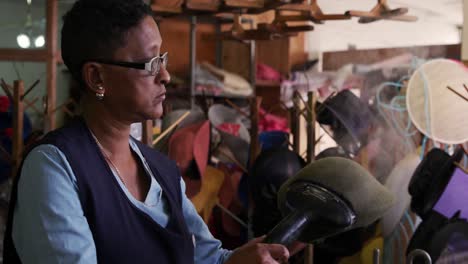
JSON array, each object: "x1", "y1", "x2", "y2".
[
  {"x1": 22, "y1": 79, "x2": 40, "y2": 100},
  {"x1": 23, "y1": 97, "x2": 39, "y2": 111},
  {"x1": 217, "y1": 147, "x2": 248, "y2": 173},
  {"x1": 225, "y1": 99, "x2": 249, "y2": 118},
  {"x1": 152, "y1": 111, "x2": 190, "y2": 145}
]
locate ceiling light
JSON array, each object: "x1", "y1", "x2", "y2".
[
  {"x1": 17, "y1": 34, "x2": 31, "y2": 49},
  {"x1": 34, "y1": 35, "x2": 45, "y2": 47}
]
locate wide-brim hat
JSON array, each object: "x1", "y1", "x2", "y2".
[
  {"x1": 168, "y1": 120, "x2": 210, "y2": 197},
  {"x1": 201, "y1": 62, "x2": 253, "y2": 96},
  {"x1": 155, "y1": 107, "x2": 205, "y2": 153},
  {"x1": 208, "y1": 104, "x2": 250, "y2": 168},
  {"x1": 406, "y1": 59, "x2": 468, "y2": 144},
  {"x1": 316, "y1": 90, "x2": 374, "y2": 155},
  {"x1": 315, "y1": 147, "x2": 350, "y2": 160},
  {"x1": 381, "y1": 151, "x2": 421, "y2": 237}
]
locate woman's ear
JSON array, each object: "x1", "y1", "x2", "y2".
[{"x1": 82, "y1": 62, "x2": 105, "y2": 94}]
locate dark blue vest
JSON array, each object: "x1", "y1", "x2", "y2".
[{"x1": 4, "y1": 118, "x2": 195, "y2": 264}]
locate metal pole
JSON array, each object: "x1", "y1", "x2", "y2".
[
  {"x1": 249, "y1": 40, "x2": 256, "y2": 94},
  {"x1": 189, "y1": 16, "x2": 197, "y2": 109}
]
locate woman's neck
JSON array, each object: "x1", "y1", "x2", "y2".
[{"x1": 82, "y1": 101, "x2": 132, "y2": 159}]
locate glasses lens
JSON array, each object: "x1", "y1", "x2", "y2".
[
  {"x1": 150, "y1": 53, "x2": 168, "y2": 75},
  {"x1": 151, "y1": 59, "x2": 159, "y2": 75},
  {"x1": 161, "y1": 53, "x2": 168, "y2": 69}
]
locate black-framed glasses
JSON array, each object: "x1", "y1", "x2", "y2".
[{"x1": 92, "y1": 52, "x2": 168, "y2": 76}]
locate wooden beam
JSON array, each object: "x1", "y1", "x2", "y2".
[
  {"x1": 46, "y1": 0, "x2": 58, "y2": 131},
  {"x1": 0, "y1": 48, "x2": 48, "y2": 62},
  {"x1": 0, "y1": 49, "x2": 63, "y2": 63}
]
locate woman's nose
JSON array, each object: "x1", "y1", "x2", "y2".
[{"x1": 156, "y1": 66, "x2": 170, "y2": 85}]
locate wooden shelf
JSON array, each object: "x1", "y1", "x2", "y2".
[
  {"x1": 255, "y1": 80, "x2": 280, "y2": 87},
  {"x1": 193, "y1": 92, "x2": 253, "y2": 99},
  {"x1": 152, "y1": 1, "x2": 305, "y2": 17}
]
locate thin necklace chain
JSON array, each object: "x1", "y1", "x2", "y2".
[
  {"x1": 90, "y1": 131, "x2": 127, "y2": 186},
  {"x1": 89, "y1": 130, "x2": 162, "y2": 207}
]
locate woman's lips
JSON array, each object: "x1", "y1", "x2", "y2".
[{"x1": 155, "y1": 92, "x2": 166, "y2": 103}]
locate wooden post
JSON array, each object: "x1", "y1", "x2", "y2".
[
  {"x1": 306, "y1": 91, "x2": 316, "y2": 163},
  {"x1": 46, "y1": 0, "x2": 58, "y2": 131},
  {"x1": 304, "y1": 91, "x2": 316, "y2": 264},
  {"x1": 12, "y1": 80, "x2": 24, "y2": 178},
  {"x1": 141, "y1": 120, "x2": 154, "y2": 146},
  {"x1": 304, "y1": 244, "x2": 314, "y2": 264},
  {"x1": 291, "y1": 91, "x2": 301, "y2": 153},
  {"x1": 249, "y1": 96, "x2": 261, "y2": 168}
]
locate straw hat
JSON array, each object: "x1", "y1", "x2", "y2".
[
  {"x1": 406, "y1": 59, "x2": 468, "y2": 144},
  {"x1": 201, "y1": 62, "x2": 253, "y2": 96}
]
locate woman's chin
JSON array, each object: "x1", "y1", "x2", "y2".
[{"x1": 148, "y1": 104, "x2": 164, "y2": 119}]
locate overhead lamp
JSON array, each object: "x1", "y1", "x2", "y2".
[
  {"x1": 34, "y1": 35, "x2": 45, "y2": 48},
  {"x1": 17, "y1": 0, "x2": 45, "y2": 49},
  {"x1": 17, "y1": 34, "x2": 31, "y2": 49}
]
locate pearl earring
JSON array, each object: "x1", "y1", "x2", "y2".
[{"x1": 96, "y1": 86, "x2": 104, "y2": 100}]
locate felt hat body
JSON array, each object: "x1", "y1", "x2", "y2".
[
  {"x1": 316, "y1": 90, "x2": 374, "y2": 155},
  {"x1": 168, "y1": 120, "x2": 210, "y2": 197}
]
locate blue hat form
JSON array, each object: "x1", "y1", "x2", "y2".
[{"x1": 259, "y1": 131, "x2": 289, "y2": 151}]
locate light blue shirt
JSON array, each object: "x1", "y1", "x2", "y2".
[{"x1": 12, "y1": 140, "x2": 232, "y2": 264}]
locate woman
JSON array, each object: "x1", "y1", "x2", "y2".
[{"x1": 3, "y1": 0, "x2": 290, "y2": 263}]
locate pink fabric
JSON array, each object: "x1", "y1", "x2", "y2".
[
  {"x1": 256, "y1": 63, "x2": 281, "y2": 83},
  {"x1": 258, "y1": 108, "x2": 289, "y2": 133},
  {"x1": 217, "y1": 123, "x2": 241, "y2": 137}
]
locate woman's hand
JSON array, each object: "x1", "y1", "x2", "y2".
[{"x1": 225, "y1": 236, "x2": 290, "y2": 264}]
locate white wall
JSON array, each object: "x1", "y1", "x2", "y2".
[
  {"x1": 305, "y1": 0, "x2": 462, "y2": 54},
  {"x1": 462, "y1": 0, "x2": 468, "y2": 60}
]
